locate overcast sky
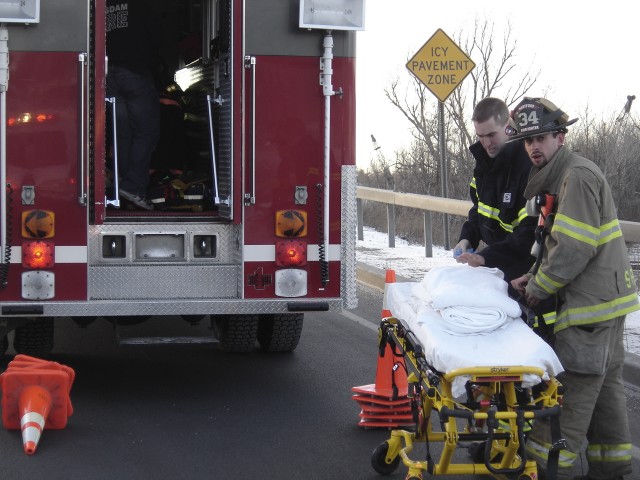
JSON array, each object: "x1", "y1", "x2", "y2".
[{"x1": 355, "y1": 2, "x2": 640, "y2": 170}]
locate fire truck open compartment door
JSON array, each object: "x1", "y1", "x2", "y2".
[{"x1": 101, "y1": 0, "x2": 234, "y2": 221}]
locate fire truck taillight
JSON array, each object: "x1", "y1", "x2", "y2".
[
  {"x1": 275, "y1": 240, "x2": 307, "y2": 267},
  {"x1": 22, "y1": 210, "x2": 55, "y2": 238},
  {"x1": 22, "y1": 271, "x2": 55, "y2": 300},
  {"x1": 22, "y1": 241, "x2": 55, "y2": 269},
  {"x1": 275, "y1": 269, "x2": 307, "y2": 297},
  {"x1": 275, "y1": 210, "x2": 307, "y2": 237},
  {"x1": 7, "y1": 112, "x2": 55, "y2": 127}
]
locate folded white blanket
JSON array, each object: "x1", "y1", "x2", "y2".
[
  {"x1": 439, "y1": 305, "x2": 511, "y2": 335},
  {"x1": 411, "y1": 264, "x2": 521, "y2": 334}
]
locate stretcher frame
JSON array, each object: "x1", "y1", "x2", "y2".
[{"x1": 371, "y1": 317, "x2": 564, "y2": 480}]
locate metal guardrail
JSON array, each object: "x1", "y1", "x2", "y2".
[{"x1": 356, "y1": 186, "x2": 640, "y2": 256}]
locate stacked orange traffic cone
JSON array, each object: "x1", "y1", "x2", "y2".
[
  {"x1": 0, "y1": 355, "x2": 75, "y2": 454},
  {"x1": 380, "y1": 269, "x2": 396, "y2": 318},
  {"x1": 351, "y1": 269, "x2": 411, "y2": 428}
]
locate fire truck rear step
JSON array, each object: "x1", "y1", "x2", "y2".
[
  {"x1": 113, "y1": 318, "x2": 219, "y2": 347},
  {"x1": 116, "y1": 335, "x2": 219, "y2": 346}
]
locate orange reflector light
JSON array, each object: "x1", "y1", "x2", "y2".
[
  {"x1": 276, "y1": 240, "x2": 307, "y2": 267},
  {"x1": 275, "y1": 210, "x2": 307, "y2": 237},
  {"x1": 22, "y1": 210, "x2": 55, "y2": 238},
  {"x1": 22, "y1": 241, "x2": 55, "y2": 269}
]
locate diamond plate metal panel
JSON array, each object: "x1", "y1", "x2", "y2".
[
  {"x1": 88, "y1": 224, "x2": 242, "y2": 301},
  {"x1": 341, "y1": 165, "x2": 358, "y2": 309},
  {"x1": 89, "y1": 265, "x2": 239, "y2": 300},
  {"x1": 0, "y1": 298, "x2": 343, "y2": 317}
]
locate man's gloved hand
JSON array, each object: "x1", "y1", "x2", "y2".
[{"x1": 452, "y1": 239, "x2": 471, "y2": 258}]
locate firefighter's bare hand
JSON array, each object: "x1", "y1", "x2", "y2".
[
  {"x1": 455, "y1": 252, "x2": 485, "y2": 267},
  {"x1": 511, "y1": 276, "x2": 541, "y2": 307},
  {"x1": 510, "y1": 275, "x2": 529, "y2": 296},
  {"x1": 525, "y1": 292, "x2": 541, "y2": 308}
]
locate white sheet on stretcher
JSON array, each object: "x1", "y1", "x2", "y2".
[{"x1": 386, "y1": 268, "x2": 564, "y2": 397}]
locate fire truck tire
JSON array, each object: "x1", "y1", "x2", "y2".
[
  {"x1": 181, "y1": 314, "x2": 206, "y2": 325},
  {"x1": 213, "y1": 315, "x2": 258, "y2": 353},
  {"x1": 13, "y1": 317, "x2": 54, "y2": 358},
  {"x1": 72, "y1": 316, "x2": 97, "y2": 327},
  {"x1": 104, "y1": 315, "x2": 151, "y2": 326},
  {"x1": 257, "y1": 314, "x2": 303, "y2": 352},
  {"x1": 1, "y1": 334, "x2": 8, "y2": 356}
]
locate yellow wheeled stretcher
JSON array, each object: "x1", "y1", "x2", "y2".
[
  {"x1": 367, "y1": 270, "x2": 566, "y2": 480},
  {"x1": 371, "y1": 316, "x2": 564, "y2": 480}
]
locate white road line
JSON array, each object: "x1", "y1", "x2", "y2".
[{"x1": 341, "y1": 310, "x2": 378, "y2": 333}]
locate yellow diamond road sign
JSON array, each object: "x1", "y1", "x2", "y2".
[{"x1": 407, "y1": 29, "x2": 475, "y2": 103}]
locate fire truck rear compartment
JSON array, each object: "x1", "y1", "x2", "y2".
[{"x1": 103, "y1": 0, "x2": 231, "y2": 221}]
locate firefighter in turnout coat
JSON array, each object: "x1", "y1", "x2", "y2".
[{"x1": 510, "y1": 97, "x2": 639, "y2": 480}]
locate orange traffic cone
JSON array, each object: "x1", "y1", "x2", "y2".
[
  {"x1": 1, "y1": 356, "x2": 74, "y2": 454},
  {"x1": 380, "y1": 269, "x2": 396, "y2": 318},
  {"x1": 18, "y1": 385, "x2": 52, "y2": 455},
  {"x1": 351, "y1": 343, "x2": 408, "y2": 399},
  {"x1": 351, "y1": 269, "x2": 411, "y2": 428}
]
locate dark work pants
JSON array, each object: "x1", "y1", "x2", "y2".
[{"x1": 106, "y1": 65, "x2": 160, "y2": 196}]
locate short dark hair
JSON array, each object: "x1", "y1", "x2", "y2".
[{"x1": 472, "y1": 97, "x2": 510, "y2": 126}]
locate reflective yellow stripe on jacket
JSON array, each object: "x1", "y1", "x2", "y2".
[
  {"x1": 552, "y1": 214, "x2": 622, "y2": 248},
  {"x1": 470, "y1": 177, "x2": 525, "y2": 234},
  {"x1": 476, "y1": 201, "x2": 526, "y2": 234},
  {"x1": 555, "y1": 292, "x2": 640, "y2": 330},
  {"x1": 532, "y1": 310, "x2": 557, "y2": 328}
]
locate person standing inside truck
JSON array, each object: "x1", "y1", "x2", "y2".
[
  {"x1": 453, "y1": 97, "x2": 537, "y2": 285},
  {"x1": 106, "y1": 0, "x2": 161, "y2": 210},
  {"x1": 509, "y1": 97, "x2": 639, "y2": 480}
]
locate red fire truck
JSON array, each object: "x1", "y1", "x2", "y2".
[{"x1": 0, "y1": 0, "x2": 361, "y2": 357}]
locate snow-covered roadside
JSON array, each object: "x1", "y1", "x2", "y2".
[{"x1": 356, "y1": 226, "x2": 640, "y2": 356}]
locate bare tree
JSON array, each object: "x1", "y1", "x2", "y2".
[{"x1": 569, "y1": 103, "x2": 640, "y2": 221}]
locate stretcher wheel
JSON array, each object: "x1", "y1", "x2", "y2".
[{"x1": 371, "y1": 442, "x2": 400, "y2": 475}]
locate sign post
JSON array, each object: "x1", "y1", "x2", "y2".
[{"x1": 406, "y1": 29, "x2": 475, "y2": 250}]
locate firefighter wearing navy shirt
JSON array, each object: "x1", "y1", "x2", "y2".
[{"x1": 453, "y1": 97, "x2": 537, "y2": 285}]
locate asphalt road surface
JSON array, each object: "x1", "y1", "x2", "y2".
[{"x1": 0, "y1": 282, "x2": 639, "y2": 479}]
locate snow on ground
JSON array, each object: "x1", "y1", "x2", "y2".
[{"x1": 356, "y1": 226, "x2": 640, "y2": 356}]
